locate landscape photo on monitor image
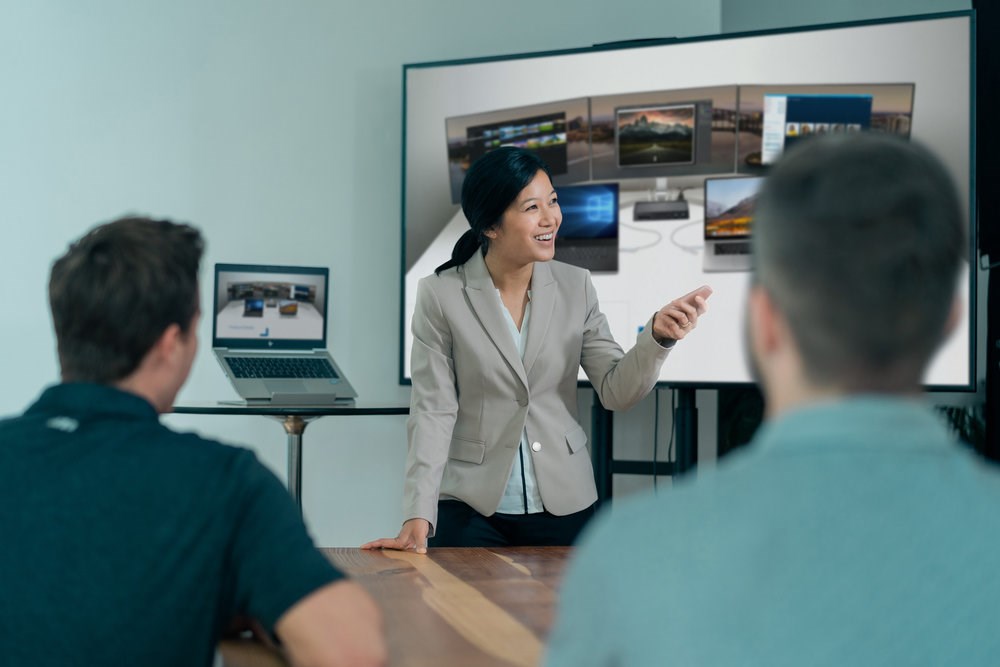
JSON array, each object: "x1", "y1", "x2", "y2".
[
  {"x1": 616, "y1": 103, "x2": 696, "y2": 167},
  {"x1": 704, "y1": 178, "x2": 762, "y2": 238}
]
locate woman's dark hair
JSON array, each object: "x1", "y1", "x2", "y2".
[{"x1": 434, "y1": 146, "x2": 551, "y2": 274}]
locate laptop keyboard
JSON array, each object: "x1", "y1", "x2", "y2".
[
  {"x1": 715, "y1": 242, "x2": 752, "y2": 256},
  {"x1": 560, "y1": 247, "x2": 608, "y2": 261},
  {"x1": 226, "y1": 356, "x2": 339, "y2": 379},
  {"x1": 554, "y1": 247, "x2": 618, "y2": 271}
]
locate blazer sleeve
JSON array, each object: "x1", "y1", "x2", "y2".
[
  {"x1": 402, "y1": 277, "x2": 458, "y2": 535},
  {"x1": 579, "y1": 272, "x2": 672, "y2": 411}
]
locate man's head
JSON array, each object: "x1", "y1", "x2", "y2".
[
  {"x1": 50, "y1": 217, "x2": 204, "y2": 407},
  {"x1": 748, "y1": 133, "x2": 965, "y2": 402}
]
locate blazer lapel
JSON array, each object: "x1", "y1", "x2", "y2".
[
  {"x1": 523, "y1": 260, "x2": 555, "y2": 378},
  {"x1": 462, "y1": 252, "x2": 529, "y2": 389}
]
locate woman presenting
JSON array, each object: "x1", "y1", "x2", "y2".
[{"x1": 364, "y1": 147, "x2": 710, "y2": 552}]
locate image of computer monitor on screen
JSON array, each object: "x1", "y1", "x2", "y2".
[
  {"x1": 590, "y1": 88, "x2": 737, "y2": 188},
  {"x1": 615, "y1": 102, "x2": 698, "y2": 220},
  {"x1": 554, "y1": 183, "x2": 620, "y2": 272},
  {"x1": 445, "y1": 98, "x2": 590, "y2": 204},
  {"x1": 467, "y1": 112, "x2": 568, "y2": 170},
  {"x1": 737, "y1": 84, "x2": 915, "y2": 170},
  {"x1": 761, "y1": 94, "x2": 872, "y2": 164}
]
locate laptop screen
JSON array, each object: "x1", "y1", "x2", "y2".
[
  {"x1": 703, "y1": 176, "x2": 764, "y2": 241},
  {"x1": 212, "y1": 263, "x2": 329, "y2": 350},
  {"x1": 556, "y1": 183, "x2": 620, "y2": 240}
]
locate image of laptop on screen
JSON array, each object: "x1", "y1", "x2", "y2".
[
  {"x1": 212, "y1": 263, "x2": 358, "y2": 405},
  {"x1": 553, "y1": 183, "x2": 619, "y2": 272},
  {"x1": 703, "y1": 175, "x2": 764, "y2": 272}
]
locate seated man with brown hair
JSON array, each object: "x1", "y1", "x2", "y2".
[{"x1": 0, "y1": 217, "x2": 386, "y2": 667}]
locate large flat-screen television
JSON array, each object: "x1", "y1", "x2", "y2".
[{"x1": 401, "y1": 12, "x2": 975, "y2": 389}]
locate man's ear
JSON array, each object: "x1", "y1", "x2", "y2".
[
  {"x1": 942, "y1": 295, "x2": 962, "y2": 341},
  {"x1": 748, "y1": 285, "x2": 781, "y2": 357},
  {"x1": 149, "y1": 323, "x2": 184, "y2": 367}
]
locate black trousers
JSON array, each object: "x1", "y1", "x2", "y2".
[{"x1": 428, "y1": 499, "x2": 596, "y2": 548}]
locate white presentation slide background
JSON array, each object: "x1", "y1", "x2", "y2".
[
  {"x1": 403, "y1": 15, "x2": 973, "y2": 387},
  {"x1": 405, "y1": 195, "x2": 970, "y2": 386},
  {"x1": 216, "y1": 301, "x2": 324, "y2": 341}
]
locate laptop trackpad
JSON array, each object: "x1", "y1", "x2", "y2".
[{"x1": 265, "y1": 380, "x2": 308, "y2": 395}]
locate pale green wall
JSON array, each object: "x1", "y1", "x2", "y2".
[
  {"x1": 3, "y1": 0, "x2": 976, "y2": 548},
  {"x1": 721, "y1": 0, "x2": 970, "y2": 32},
  {"x1": 0, "y1": 1, "x2": 721, "y2": 546}
]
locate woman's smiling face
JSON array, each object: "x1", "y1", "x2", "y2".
[{"x1": 486, "y1": 170, "x2": 562, "y2": 267}]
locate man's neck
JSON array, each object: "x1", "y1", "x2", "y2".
[
  {"x1": 765, "y1": 382, "x2": 842, "y2": 420},
  {"x1": 113, "y1": 376, "x2": 170, "y2": 414},
  {"x1": 764, "y1": 374, "x2": 922, "y2": 420},
  {"x1": 761, "y1": 360, "x2": 844, "y2": 420}
]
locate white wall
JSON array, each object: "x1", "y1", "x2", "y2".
[{"x1": 0, "y1": 1, "x2": 721, "y2": 546}]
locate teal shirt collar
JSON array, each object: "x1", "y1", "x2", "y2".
[
  {"x1": 25, "y1": 383, "x2": 158, "y2": 422},
  {"x1": 752, "y1": 395, "x2": 957, "y2": 456}
]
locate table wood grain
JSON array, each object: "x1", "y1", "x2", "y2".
[
  {"x1": 219, "y1": 639, "x2": 288, "y2": 667},
  {"x1": 323, "y1": 547, "x2": 572, "y2": 667}
]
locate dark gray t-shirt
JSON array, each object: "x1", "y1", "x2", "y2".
[{"x1": 0, "y1": 383, "x2": 343, "y2": 667}]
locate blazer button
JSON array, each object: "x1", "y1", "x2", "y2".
[{"x1": 531, "y1": 441, "x2": 542, "y2": 452}]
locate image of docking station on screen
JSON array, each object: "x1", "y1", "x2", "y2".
[{"x1": 403, "y1": 14, "x2": 974, "y2": 387}]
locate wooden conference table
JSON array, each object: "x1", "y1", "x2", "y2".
[{"x1": 219, "y1": 546, "x2": 573, "y2": 667}]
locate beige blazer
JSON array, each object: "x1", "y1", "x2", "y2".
[{"x1": 404, "y1": 251, "x2": 672, "y2": 533}]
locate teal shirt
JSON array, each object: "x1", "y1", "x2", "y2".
[
  {"x1": 546, "y1": 397, "x2": 1000, "y2": 666},
  {"x1": 0, "y1": 384, "x2": 343, "y2": 667}
]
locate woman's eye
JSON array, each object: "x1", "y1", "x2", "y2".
[{"x1": 550, "y1": 198, "x2": 559, "y2": 206}]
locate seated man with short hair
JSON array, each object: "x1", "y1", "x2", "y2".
[
  {"x1": 546, "y1": 133, "x2": 1000, "y2": 665},
  {"x1": 0, "y1": 217, "x2": 386, "y2": 667}
]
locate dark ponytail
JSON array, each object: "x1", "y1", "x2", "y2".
[
  {"x1": 434, "y1": 146, "x2": 551, "y2": 275},
  {"x1": 434, "y1": 229, "x2": 482, "y2": 274}
]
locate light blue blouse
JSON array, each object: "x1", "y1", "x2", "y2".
[{"x1": 496, "y1": 290, "x2": 545, "y2": 515}]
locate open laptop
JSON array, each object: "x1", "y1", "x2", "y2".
[
  {"x1": 212, "y1": 263, "x2": 358, "y2": 404},
  {"x1": 702, "y1": 175, "x2": 764, "y2": 272},
  {"x1": 553, "y1": 183, "x2": 620, "y2": 272}
]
